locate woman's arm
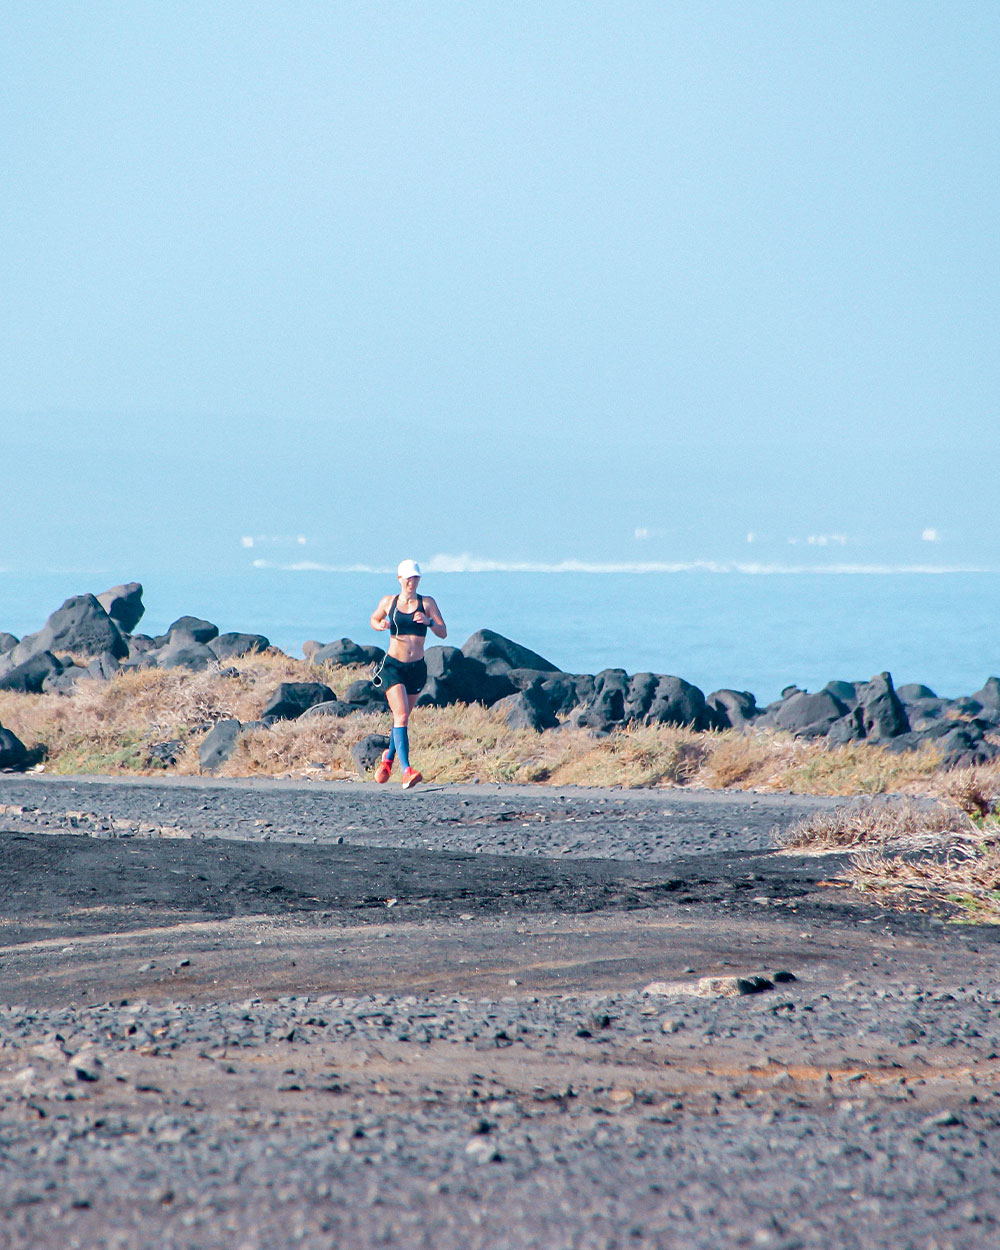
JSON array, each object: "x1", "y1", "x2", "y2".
[
  {"x1": 370, "y1": 595, "x2": 392, "y2": 632},
  {"x1": 420, "y1": 596, "x2": 447, "y2": 640}
]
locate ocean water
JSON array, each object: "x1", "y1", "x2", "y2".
[{"x1": 2, "y1": 569, "x2": 999, "y2": 705}]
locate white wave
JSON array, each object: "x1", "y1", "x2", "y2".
[
  {"x1": 251, "y1": 554, "x2": 998, "y2": 576},
  {"x1": 732, "y1": 563, "x2": 995, "y2": 575},
  {"x1": 251, "y1": 559, "x2": 391, "y2": 572},
  {"x1": 422, "y1": 553, "x2": 733, "y2": 574},
  {"x1": 242, "y1": 535, "x2": 307, "y2": 549},
  {"x1": 425, "y1": 552, "x2": 998, "y2": 575}
]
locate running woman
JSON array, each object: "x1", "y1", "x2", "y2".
[{"x1": 369, "y1": 559, "x2": 447, "y2": 788}]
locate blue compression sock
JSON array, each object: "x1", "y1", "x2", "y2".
[
  {"x1": 391, "y1": 726, "x2": 411, "y2": 771},
  {"x1": 385, "y1": 736, "x2": 396, "y2": 761}
]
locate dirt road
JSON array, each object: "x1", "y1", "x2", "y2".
[{"x1": 1, "y1": 775, "x2": 998, "y2": 1249}]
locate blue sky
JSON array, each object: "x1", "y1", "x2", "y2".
[{"x1": 2, "y1": 2, "x2": 998, "y2": 576}]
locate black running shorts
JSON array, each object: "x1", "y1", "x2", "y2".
[{"x1": 374, "y1": 655, "x2": 427, "y2": 696}]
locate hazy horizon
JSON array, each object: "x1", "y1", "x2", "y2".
[{"x1": 3, "y1": 4, "x2": 997, "y2": 577}]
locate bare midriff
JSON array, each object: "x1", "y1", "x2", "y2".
[
  {"x1": 387, "y1": 599, "x2": 427, "y2": 662},
  {"x1": 388, "y1": 635, "x2": 425, "y2": 662}
]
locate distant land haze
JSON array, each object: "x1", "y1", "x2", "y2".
[
  {"x1": 1, "y1": 6, "x2": 997, "y2": 579},
  {"x1": 1, "y1": 407, "x2": 996, "y2": 578}
]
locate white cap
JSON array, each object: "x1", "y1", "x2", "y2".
[{"x1": 397, "y1": 559, "x2": 422, "y2": 578}]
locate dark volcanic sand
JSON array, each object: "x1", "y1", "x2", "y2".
[{"x1": 1, "y1": 775, "x2": 999, "y2": 1250}]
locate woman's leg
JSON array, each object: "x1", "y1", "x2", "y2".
[
  {"x1": 385, "y1": 682, "x2": 412, "y2": 771},
  {"x1": 400, "y1": 691, "x2": 422, "y2": 785}
]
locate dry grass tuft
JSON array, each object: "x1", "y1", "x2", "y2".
[
  {"x1": 784, "y1": 792, "x2": 1000, "y2": 922},
  {"x1": 410, "y1": 704, "x2": 573, "y2": 784},
  {"x1": 682, "y1": 729, "x2": 942, "y2": 797},
  {"x1": 932, "y1": 763, "x2": 1000, "y2": 817},
  {"x1": 782, "y1": 798, "x2": 973, "y2": 854},
  {"x1": 765, "y1": 739, "x2": 942, "y2": 797},
  {"x1": 204, "y1": 712, "x2": 387, "y2": 781},
  {"x1": 696, "y1": 733, "x2": 786, "y2": 789},
  {"x1": 852, "y1": 840, "x2": 1000, "y2": 923},
  {"x1": 545, "y1": 723, "x2": 709, "y2": 789}
]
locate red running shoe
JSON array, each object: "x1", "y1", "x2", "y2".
[
  {"x1": 375, "y1": 752, "x2": 393, "y2": 784},
  {"x1": 401, "y1": 767, "x2": 422, "y2": 790}
]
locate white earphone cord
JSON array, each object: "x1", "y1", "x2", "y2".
[{"x1": 371, "y1": 596, "x2": 398, "y2": 687}]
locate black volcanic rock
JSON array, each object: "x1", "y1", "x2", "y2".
[
  {"x1": 310, "y1": 639, "x2": 384, "y2": 666},
  {"x1": 351, "y1": 734, "x2": 390, "y2": 777},
  {"x1": 97, "y1": 582, "x2": 145, "y2": 634},
  {"x1": 827, "y1": 711, "x2": 865, "y2": 744},
  {"x1": 86, "y1": 651, "x2": 122, "y2": 682},
  {"x1": 300, "y1": 699, "x2": 357, "y2": 720},
  {"x1": 493, "y1": 688, "x2": 559, "y2": 732},
  {"x1": 146, "y1": 740, "x2": 183, "y2": 768},
  {"x1": 938, "y1": 726, "x2": 1000, "y2": 771},
  {"x1": 504, "y1": 667, "x2": 562, "y2": 693},
  {"x1": 896, "y1": 683, "x2": 938, "y2": 703},
  {"x1": 623, "y1": 673, "x2": 659, "y2": 722},
  {"x1": 343, "y1": 680, "x2": 387, "y2": 709},
  {"x1": 947, "y1": 696, "x2": 987, "y2": 717},
  {"x1": 644, "y1": 675, "x2": 712, "y2": 730},
  {"x1": 856, "y1": 672, "x2": 909, "y2": 740},
  {"x1": 886, "y1": 720, "x2": 970, "y2": 751},
  {"x1": 167, "y1": 616, "x2": 219, "y2": 645},
  {"x1": 42, "y1": 664, "x2": 86, "y2": 694},
  {"x1": 261, "y1": 682, "x2": 336, "y2": 722},
  {"x1": 539, "y1": 673, "x2": 595, "y2": 717},
  {"x1": 904, "y1": 697, "x2": 950, "y2": 730},
  {"x1": 0, "y1": 651, "x2": 64, "y2": 694},
  {"x1": 461, "y1": 629, "x2": 560, "y2": 674},
  {"x1": 769, "y1": 690, "x2": 848, "y2": 737},
  {"x1": 157, "y1": 638, "x2": 217, "y2": 670},
  {"x1": 208, "y1": 633, "x2": 271, "y2": 660},
  {"x1": 414, "y1": 677, "x2": 449, "y2": 708},
  {"x1": 19, "y1": 595, "x2": 127, "y2": 661},
  {"x1": 199, "y1": 719, "x2": 242, "y2": 772},
  {"x1": 0, "y1": 725, "x2": 29, "y2": 771},
  {"x1": 707, "y1": 689, "x2": 758, "y2": 730},
  {"x1": 571, "y1": 670, "x2": 712, "y2": 732},
  {"x1": 822, "y1": 680, "x2": 860, "y2": 709},
  {"x1": 971, "y1": 677, "x2": 1000, "y2": 721},
  {"x1": 576, "y1": 669, "x2": 628, "y2": 729},
  {"x1": 422, "y1": 646, "x2": 515, "y2": 706}
]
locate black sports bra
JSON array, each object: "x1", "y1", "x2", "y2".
[{"x1": 388, "y1": 594, "x2": 427, "y2": 637}]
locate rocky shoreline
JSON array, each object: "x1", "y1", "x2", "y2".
[{"x1": 2, "y1": 582, "x2": 998, "y2": 777}]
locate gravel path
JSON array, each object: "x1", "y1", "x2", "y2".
[
  {"x1": 0, "y1": 774, "x2": 839, "y2": 860},
  {"x1": 2, "y1": 775, "x2": 999, "y2": 1249}
]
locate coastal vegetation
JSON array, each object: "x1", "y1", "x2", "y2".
[
  {"x1": 782, "y1": 777, "x2": 1000, "y2": 923},
  {"x1": 0, "y1": 648, "x2": 984, "y2": 797}
]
